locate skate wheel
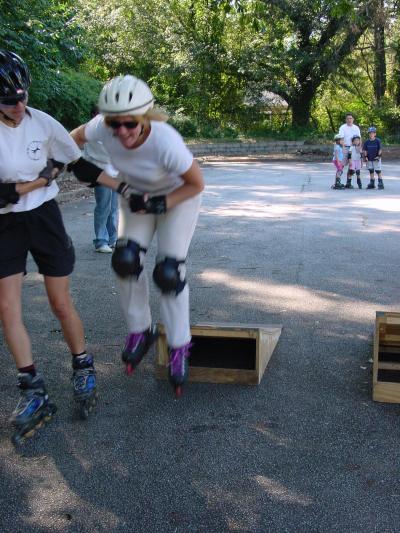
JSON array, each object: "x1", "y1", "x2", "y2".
[
  {"x1": 126, "y1": 363, "x2": 134, "y2": 376},
  {"x1": 174, "y1": 385, "x2": 183, "y2": 398},
  {"x1": 24, "y1": 429, "x2": 35, "y2": 439},
  {"x1": 80, "y1": 406, "x2": 89, "y2": 420}
]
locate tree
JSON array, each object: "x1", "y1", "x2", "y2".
[{"x1": 237, "y1": 0, "x2": 379, "y2": 127}]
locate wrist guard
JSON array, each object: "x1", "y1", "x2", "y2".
[
  {"x1": 51, "y1": 159, "x2": 65, "y2": 172},
  {"x1": 117, "y1": 182, "x2": 134, "y2": 199},
  {"x1": 0, "y1": 183, "x2": 19, "y2": 208},
  {"x1": 144, "y1": 195, "x2": 167, "y2": 214},
  {"x1": 38, "y1": 160, "x2": 55, "y2": 187},
  {"x1": 67, "y1": 157, "x2": 102, "y2": 187},
  {"x1": 129, "y1": 194, "x2": 167, "y2": 214},
  {"x1": 129, "y1": 194, "x2": 147, "y2": 212}
]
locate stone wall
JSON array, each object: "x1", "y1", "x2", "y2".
[{"x1": 187, "y1": 140, "x2": 330, "y2": 157}]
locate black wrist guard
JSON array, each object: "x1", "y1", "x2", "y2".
[
  {"x1": 67, "y1": 157, "x2": 103, "y2": 187},
  {"x1": 117, "y1": 182, "x2": 134, "y2": 199},
  {"x1": 0, "y1": 183, "x2": 20, "y2": 207},
  {"x1": 51, "y1": 159, "x2": 65, "y2": 172},
  {"x1": 129, "y1": 194, "x2": 147, "y2": 212},
  {"x1": 144, "y1": 195, "x2": 167, "y2": 214}
]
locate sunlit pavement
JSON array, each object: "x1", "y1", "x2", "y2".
[{"x1": 1, "y1": 161, "x2": 399, "y2": 532}]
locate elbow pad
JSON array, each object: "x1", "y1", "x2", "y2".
[{"x1": 67, "y1": 157, "x2": 103, "y2": 186}]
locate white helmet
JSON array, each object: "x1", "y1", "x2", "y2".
[
  {"x1": 334, "y1": 133, "x2": 344, "y2": 140},
  {"x1": 98, "y1": 75, "x2": 154, "y2": 116}
]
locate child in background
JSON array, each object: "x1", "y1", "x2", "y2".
[
  {"x1": 363, "y1": 126, "x2": 384, "y2": 190},
  {"x1": 347, "y1": 134, "x2": 363, "y2": 189},
  {"x1": 331, "y1": 133, "x2": 345, "y2": 189}
]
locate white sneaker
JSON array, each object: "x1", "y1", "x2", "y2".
[{"x1": 95, "y1": 244, "x2": 113, "y2": 253}]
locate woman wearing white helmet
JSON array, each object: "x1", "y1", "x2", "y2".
[{"x1": 70, "y1": 75, "x2": 204, "y2": 397}]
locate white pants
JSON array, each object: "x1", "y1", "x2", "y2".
[{"x1": 116, "y1": 194, "x2": 201, "y2": 348}]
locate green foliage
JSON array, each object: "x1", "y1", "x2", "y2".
[
  {"x1": 1, "y1": 0, "x2": 399, "y2": 140},
  {"x1": 29, "y1": 70, "x2": 102, "y2": 129}
]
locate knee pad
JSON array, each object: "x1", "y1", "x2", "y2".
[
  {"x1": 356, "y1": 170, "x2": 360, "y2": 176},
  {"x1": 153, "y1": 257, "x2": 186, "y2": 295},
  {"x1": 111, "y1": 239, "x2": 146, "y2": 279},
  {"x1": 349, "y1": 169, "x2": 355, "y2": 176}
]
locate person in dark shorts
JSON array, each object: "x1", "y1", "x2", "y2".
[
  {"x1": 0, "y1": 50, "x2": 97, "y2": 443},
  {"x1": 363, "y1": 126, "x2": 384, "y2": 190}
]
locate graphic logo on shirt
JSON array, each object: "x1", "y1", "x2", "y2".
[{"x1": 27, "y1": 141, "x2": 43, "y2": 160}]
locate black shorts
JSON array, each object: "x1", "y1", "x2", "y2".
[{"x1": 0, "y1": 200, "x2": 75, "y2": 279}]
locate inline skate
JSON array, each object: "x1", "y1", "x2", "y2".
[
  {"x1": 122, "y1": 325, "x2": 158, "y2": 375},
  {"x1": 331, "y1": 177, "x2": 345, "y2": 190},
  {"x1": 72, "y1": 354, "x2": 97, "y2": 419},
  {"x1": 10, "y1": 373, "x2": 57, "y2": 446},
  {"x1": 168, "y1": 342, "x2": 193, "y2": 398}
]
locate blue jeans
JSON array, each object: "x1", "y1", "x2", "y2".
[{"x1": 93, "y1": 185, "x2": 118, "y2": 248}]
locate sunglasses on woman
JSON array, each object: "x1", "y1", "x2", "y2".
[
  {"x1": 0, "y1": 91, "x2": 28, "y2": 107},
  {"x1": 107, "y1": 120, "x2": 139, "y2": 130}
]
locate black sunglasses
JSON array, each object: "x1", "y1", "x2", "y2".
[
  {"x1": 0, "y1": 91, "x2": 27, "y2": 107},
  {"x1": 108, "y1": 120, "x2": 139, "y2": 130}
]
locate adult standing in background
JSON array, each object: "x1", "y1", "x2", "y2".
[
  {"x1": 338, "y1": 113, "x2": 361, "y2": 188},
  {"x1": 83, "y1": 105, "x2": 118, "y2": 253}
]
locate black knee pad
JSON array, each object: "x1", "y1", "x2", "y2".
[
  {"x1": 111, "y1": 239, "x2": 146, "y2": 279},
  {"x1": 153, "y1": 257, "x2": 186, "y2": 295},
  {"x1": 356, "y1": 170, "x2": 360, "y2": 176},
  {"x1": 349, "y1": 169, "x2": 355, "y2": 176}
]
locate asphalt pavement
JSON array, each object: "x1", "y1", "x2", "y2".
[{"x1": 1, "y1": 161, "x2": 400, "y2": 532}]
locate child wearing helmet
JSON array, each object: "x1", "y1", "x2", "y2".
[
  {"x1": 331, "y1": 133, "x2": 345, "y2": 189},
  {"x1": 0, "y1": 50, "x2": 98, "y2": 444},
  {"x1": 363, "y1": 127, "x2": 384, "y2": 189},
  {"x1": 70, "y1": 75, "x2": 204, "y2": 397},
  {"x1": 347, "y1": 134, "x2": 363, "y2": 189}
]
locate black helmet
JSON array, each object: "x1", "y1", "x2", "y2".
[{"x1": 0, "y1": 50, "x2": 31, "y2": 99}]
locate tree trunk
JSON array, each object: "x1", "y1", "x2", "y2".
[
  {"x1": 374, "y1": 0, "x2": 386, "y2": 103},
  {"x1": 290, "y1": 87, "x2": 314, "y2": 128}
]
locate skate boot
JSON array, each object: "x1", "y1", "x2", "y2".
[
  {"x1": 378, "y1": 178, "x2": 384, "y2": 190},
  {"x1": 10, "y1": 373, "x2": 57, "y2": 446},
  {"x1": 122, "y1": 325, "x2": 158, "y2": 375},
  {"x1": 168, "y1": 342, "x2": 193, "y2": 398},
  {"x1": 357, "y1": 177, "x2": 362, "y2": 189},
  {"x1": 331, "y1": 177, "x2": 345, "y2": 190},
  {"x1": 367, "y1": 179, "x2": 376, "y2": 189},
  {"x1": 345, "y1": 178, "x2": 354, "y2": 189},
  {"x1": 72, "y1": 354, "x2": 97, "y2": 419}
]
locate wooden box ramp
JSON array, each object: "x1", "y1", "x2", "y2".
[
  {"x1": 373, "y1": 311, "x2": 400, "y2": 403},
  {"x1": 155, "y1": 323, "x2": 282, "y2": 385}
]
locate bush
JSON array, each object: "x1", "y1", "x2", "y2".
[
  {"x1": 169, "y1": 110, "x2": 198, "y2": 137},
  {"x1": 29, "y1": 69, "x2": 103, "y2": 129}
]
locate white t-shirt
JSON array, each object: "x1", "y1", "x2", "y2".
[
  {"x1": 84, "y1": 117, "x2": 193, "y2": 195},
  {"x1": 349, "y1": 145, "x2": 362, "y2": 161},
  {"x1": 0, "y1": 107, "x2": 81, "y2": 214},
  {"x1": 338, "y1": 123, "x2": 361, "y2": 147},
  {"x1": 83, "y1": 140, "x2": 118, "y2": 178}
]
